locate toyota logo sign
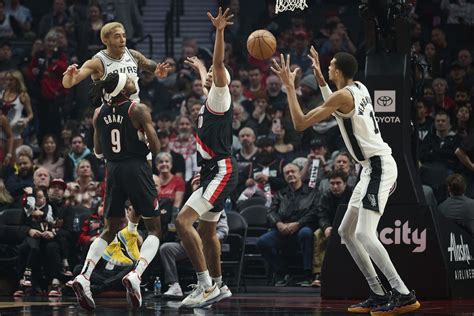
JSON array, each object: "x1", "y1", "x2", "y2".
[
  {"x1": 374, "y1": 90, "x2": 396, "y2": 113},
  {"x1": 377, "y1": 96, "x2": 393, "y2": 107}
]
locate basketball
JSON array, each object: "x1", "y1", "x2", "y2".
[{"x1": 246, "y1": 29, "x2": 277, "y2": 60}]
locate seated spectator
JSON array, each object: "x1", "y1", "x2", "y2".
[
  {"x1": 34, "y1": 134, "x2": 65, "y2": 179},
  {"x1": 318, "y1": 152, "x2": 357, "y2": 195},
  {"x1": 416, "y1": 99, "x2": 434, "y2": 142},
  {"x1": 160, "y1": 211, "x2": 228, "y2": 298},
  {"x1": 455, "y1": 130, "x2": 474, "y2": 198},
  {"x1": 64, "y1": 134, "x2": 98, "y2": 182},
  {"x1": 272, "y1": 119, "x2": 295, "y2": 162},
  {"x1": 432, "y1": 78, "x2": 455, "y2": 114},
  {"x1": 155, "y1": 130, "x2": 185, "y2": 179},
  {"x1": 454, "y1": 104, "x2": 472, "y2": 140},
  {"x1": 313, "y1": 170, "x2": 352, "y2": 286},
  {"x1": 139, "y1": 70, "x2": 171, "y2": 114},
  {"x1": 230, "y1": 79, "x2": 251, "y2": 111},
  {"x1": 0, "y1": 0, "x2": 15, "y2": 40},
  {"x1": 243, "y1": 65, "x2": 266, "y2": 100},
  {"x1": 68, "y1": 159, "x2": 97, "y2": 195},
  {"x1": 14, "y1": 186, "x2": 62, "y2": 297},
  {"x1": 6, "y1": 0, "x2": 33, "y2": 37},
  {"x1": 155, "y1": 152, "x2": 185, "y2": 230},
  {"x1": 234, "y1": 127, "x2": 258, "y2": 172},
  {"x1": 447, "y1": 61, "x2": 472, "y2": 98},
  {"x1": 257, "y1": 163, "x2": 318, "y2": 287},
  {"x1": 33, "y1": 167, "x2": 50, "y2": 190},
  {"x1": 266, "y1": 74, "x2": 287, "y2": 108},
  {"x1": 4, "y1": 153, "x2": 34, "y2": 204},
  {"x1": 301, "y1": 138, "x2": 331, "y2": 184},
  {"x1": 246, "y1": 92, "x2": 272, "y2": 137},
  {"x1": 169, "y1": 115, "x2": 197, "y2": 182},
  {"x1": 241, "y1": 136, "x2": 286, "y2": 199},
  {"x1": 298, "y1": 74, "x2": 323, "y2": 110},
  {"x1": 420, "y1": 111, "x2": 461, "y2": 173},
  {"x1": 0, "y1": 41, "x2": 20, "y2": 72},
  {"x1": 438, "y1": 174, "x2": 474, "y2": 235}
]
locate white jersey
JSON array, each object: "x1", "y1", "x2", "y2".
[
  {"x1": 333, "y1": 81, "x2": 391, "y2": 163},
  {"x1": 94, "y1": 47, "x2": 140, "y2": 101}
]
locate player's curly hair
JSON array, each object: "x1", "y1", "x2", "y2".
[{"x1": 89, "y1": 73, "x2": 120, "y2": 107}]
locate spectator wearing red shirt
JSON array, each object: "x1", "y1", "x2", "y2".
[{"x1": 156, "y1": 152, "x2": 185, "y2": 210}]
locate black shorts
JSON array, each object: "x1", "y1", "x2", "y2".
[
  {"x1": 104, "y1": 158, "x2": 159, "y2": 218},
  {"x1": 200, "y1": 157, "x2": 238, "y2": 212}
]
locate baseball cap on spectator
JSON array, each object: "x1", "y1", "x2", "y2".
[
  {"x1": 310, "y1": 138, "x2": 326, "y2": 149},
  {"x1": 300, "y1": 75, "x2": 319, "y2": 92},
  {"x1": 450, "y1": 60, "x2": 464, "y2": 70},
  {"x1": 50, "y1": 178, "x2": 67, "y2": 190},
  {"x1": 257, "y1": 135, "x2": 275, "y2": 148}
]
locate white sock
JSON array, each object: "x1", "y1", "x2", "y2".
[
  {"x1": 128, "y1": 221, "x2": 138, "y2": 233},
  {"x1": 134, "y1": 235, "x2": 160, "y2": 277},
  {"x1": 366, "y1": 275, "x2": 385, "y2": 295},
  {"x1": 81, "y1": 238, "x2": 108, "y2": 279},
  {"x1": 197, "y1": 270, "x2": 212, "y2": 288},
  {"x1": 388, "y1": 274, "x2": 410, "y2": 295},
  {"x1": 212, "y1": 276, "x2": 222, "y2": 287}
]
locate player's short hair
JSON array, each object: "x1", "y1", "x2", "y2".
[
  {"x1": 100, "y1": 22, "x2": 125, "y2": 44},
  {"x1": 446, "y1": 173, "x2": 466, "y2": 196},
  {"x1": 334, "y1": 52, "x2": 358, "y2": 79}
]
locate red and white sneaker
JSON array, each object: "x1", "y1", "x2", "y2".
[
  {"x1": 72, "y1": 274, "x2": 95, "y2": 311},
  {"x1": 122, "y1": 270, "x2": 142, "y2": 309}
]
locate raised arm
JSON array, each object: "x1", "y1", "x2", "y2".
[
  {"x1": 271, "y1": 54, "x2": 351, "y2": 131},
  {"x1": 129, "y1": 49, "x2": 170, "y2": 78},
  {"x1": 62, "y1": 58, "x2": 102, "y2": 88},
  {"x1": 130, "y1": 103, "x2": 160, "y2": 157},
  {"x1": 207, "y1": 7, "x2": 233, "y2": 87},
  {"x1": 184, "y1": 56, "x2": 209, "y2": 95},
  {"x1": 307, "y1": 45, "x2": 333, "y2": 101}
]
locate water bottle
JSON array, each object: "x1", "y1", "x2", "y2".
[
  {"x1": 73, "y1": 217, "x2": 80, "y2": 232},
  {"x1": 224, "y1": 197, "x2": 232, "y2": 213},
  {"x1": 154, "y1": 277, "x2": 161, "y2": 296}
]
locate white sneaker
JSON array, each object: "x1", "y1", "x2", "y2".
[
  {"x1": 181, "y1": 283, "x2": 220, "y2": 308},
  {"x1": 122, "y1": 270, "x2": 142, "y2": 309},
  {"x1": 199, "y1": 282, "x2": 233, "y2": 307},
  {"x1": 72, "y1": 274, "x2": 95, "y2": 311},
  {"x1": 163, "y1": 282, "x2": 183, "y2": 298}
]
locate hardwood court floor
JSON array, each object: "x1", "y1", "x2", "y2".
[{"x1": 0, "y1": 287, "x2": 473, "y2": 315}]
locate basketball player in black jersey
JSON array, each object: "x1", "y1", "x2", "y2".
[
  {"x1": 175, "y1": 7, "x2": 237, "y2": 308},
  {"x1": 72, "y1": 73, "x2": 161, "y2": 310}
]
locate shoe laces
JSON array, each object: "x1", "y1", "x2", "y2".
[{"x1": 187, "y1": 284, "x2": 204, "y2": 298}]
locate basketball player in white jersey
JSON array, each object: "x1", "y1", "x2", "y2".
[
  {"x1": 271, "y1": 49, "x2": 420, "y2": 315},
  {"x1": 62, "y1": 22, "x2": 169, "y2": 277}
]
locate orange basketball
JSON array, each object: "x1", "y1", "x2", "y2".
[{"x1": 247, "y1": 29, "x2": 277, "y2": 60}]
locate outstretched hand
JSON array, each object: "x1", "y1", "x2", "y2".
[
  {"x1": 270, "y1": 54, "x2": 299, "y2": 88},
  {"x1": 207, "y1": 7, "x2": 234, "y2": 31},
  {"x1": 155, "y1": 62, "x2": 171, "y2": 78},
  {"x1": 63, "y1": 64, "x2": 79, "y2": 77},
  {"x1": 184, "y1": 56, "x2": 207, "y2": 73}
]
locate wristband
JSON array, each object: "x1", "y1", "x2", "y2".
[{"x1": 320, "y1": 84, "x2": 332, "y2": 101}]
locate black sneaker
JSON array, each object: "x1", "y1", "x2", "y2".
[
  {"x1": 348, "y1": 290, "x2": 390, "y2": 313},
  {"x1": 274, "y1": 274, "x2": 292, "y2": 287},
  {"x1": 370, "y1": 289, "x2": 420, "y2": 315}
]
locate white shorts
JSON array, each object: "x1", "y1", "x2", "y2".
[
  {"x1": 184, "y1": 187, "x2": 222, "y2": 222},
  {"x1": 348, "y1": 155, "x2": 397, "y2": 213}
]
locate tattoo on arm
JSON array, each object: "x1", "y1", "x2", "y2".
[{"x1": 130, "y1": 49, "x2": 157, "y2": 73}]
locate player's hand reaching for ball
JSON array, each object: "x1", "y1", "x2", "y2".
[
  {"x1": 271, "y1": 54, "x2": 299, "y2": 89},
  {"x1": 307, "y1": 45, "x2": 326, "y2": 85},
  {"x1": 155, "y1": 62, "x2": 171, "y2": 78},
  {"x1": 63, "y1": 64, "x2": 79, "y2": 77},
  {"x1": 207, "y1": 7, "x2": 233, "y2": 31}
]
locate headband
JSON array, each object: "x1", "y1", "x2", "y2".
[{"x1": 104, "y1": 73, "x2": 127, "y2": 102}]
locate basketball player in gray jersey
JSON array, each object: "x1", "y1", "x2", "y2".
[
  {"x1": 271, "y1": 49, "x2": 420, "y2": 315},
  {"x1": 62, "y1": 21, "x2": 169, "y2": 273}
]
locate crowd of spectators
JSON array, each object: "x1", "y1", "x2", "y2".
[{"x1": 0, "y1": 0, "x2": 472, "y2": 296}]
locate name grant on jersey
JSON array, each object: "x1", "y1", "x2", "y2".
[{"x1": 103, "y1": 114, "x2": 124, "y2": 125}]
